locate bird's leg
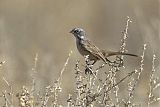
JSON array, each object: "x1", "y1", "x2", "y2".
[
  {"x1": 85, "y1": 67, "x2": 92, "y2": 74},
  {"x1": 85, "y1": 60, "x2": 95, "y2": 74},
  {"x1": 85, "y1": 64, "x2": 93, "y2": 74},
  {"x1": 84, "y1": 55, "x2": 92, "y2": 74},
  {"x1": 91, "y1": 60, "x2": 96, "y2": 65}
]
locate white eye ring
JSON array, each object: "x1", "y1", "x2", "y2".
[{"x1": 75, "y1": 30, "x2": 79, "y2": 33}]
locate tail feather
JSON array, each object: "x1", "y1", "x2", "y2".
[
  {"x1": 108, "y1": 52, "x2": 138, "y2": 57},
  {"x1": 102, "y1": 50, "x2": 138, "y2": 58},
  {"x1": 119, "y1": 53, "x2": 138, "y2": 57}
]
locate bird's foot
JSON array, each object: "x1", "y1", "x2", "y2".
[{"x1": 85, "y1": 64, "x2": 94, "y2": 74}]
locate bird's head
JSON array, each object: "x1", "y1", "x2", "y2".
[{"x1": 70, "y1": 27, "x2": 85, "y2": 39}]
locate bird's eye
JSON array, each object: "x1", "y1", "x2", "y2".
[{"x1": 75, "y1": 30, "x2": 79, "y2": 33}]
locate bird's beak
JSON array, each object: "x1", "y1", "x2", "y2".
[{"x1": 69, "y1": 30, "x2": 73, "y2": 34}]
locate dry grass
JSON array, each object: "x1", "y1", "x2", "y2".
[{"x1": 0, "y1": 17, "x2": 159, "y2": 107}]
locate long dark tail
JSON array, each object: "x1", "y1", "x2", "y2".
[
  {"x1": 101, "y1": 50, "x2": 138, "y2": 58},
  {"x1": 107, "y1": 51, "x2": 138, "y2": 57}
]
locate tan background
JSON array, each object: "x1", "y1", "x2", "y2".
[{"x1": 0, "y1": 0, "x2": 159, "y2": 106}]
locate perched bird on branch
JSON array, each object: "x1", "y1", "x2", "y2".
[{"x1": 70, "y1": 27, "x2": 138, "y2": 65}]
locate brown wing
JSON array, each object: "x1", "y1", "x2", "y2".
[{"x1": 82, "y1": 39, "x2": 107, "y2": 63}]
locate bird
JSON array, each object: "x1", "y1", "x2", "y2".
[{"x1": 70, "y1": 27, "x2": 138, "y2": 65}]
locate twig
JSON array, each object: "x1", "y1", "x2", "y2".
[
  {"x1": 106, "y1": 70, "x2": 136, "y2": 93},
  {"x1": 2, "y1": 77, "x2": 13, "y2": 107},
  {"x1": 31, "y1": 53, "x2": 38, "y2": 95},
  {"x1": 127, "y1": 44, "x2": 146, "y2": 106},
  {"x1": 148, "y1": 54, "x2": 160, "y2": 106},
  {"x1": 53, "y1": 50, "x2": 72, "y2": 107},
  {"x1": 57, "y1": 50, "x2": 72, "y2": 83}
]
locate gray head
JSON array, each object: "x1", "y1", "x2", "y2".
[{"x1": 70, "y1": 27, "x2": 85, "y2": 39}]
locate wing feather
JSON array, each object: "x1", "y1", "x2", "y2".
[{"x1": 82, "y1": 39, "x2": 107, "y2": 63}]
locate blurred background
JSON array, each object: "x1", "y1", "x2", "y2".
[{"x1": 0, "y1": 0, "x2": 159, "y2": 106}]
